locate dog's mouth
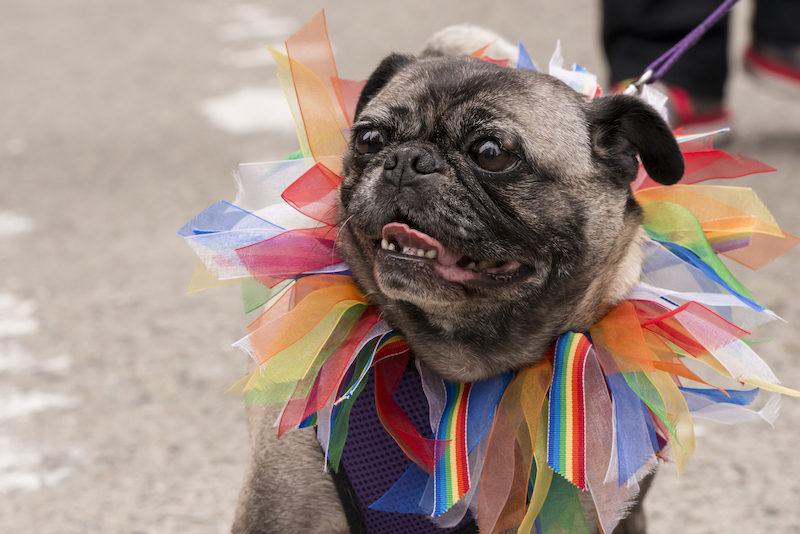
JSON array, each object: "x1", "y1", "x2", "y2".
[{"x1": 372, "y1": 222, "x2": 525, "y2": 284}]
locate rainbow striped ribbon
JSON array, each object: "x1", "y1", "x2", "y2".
[
  {"x1": 548, "y1": 332, "x2": 592, "y2": 490},
  {"x1": 432, "y1": 381, "x2": 472, "y2": 516}
]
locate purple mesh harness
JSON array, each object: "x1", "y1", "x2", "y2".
[{"x1": 326, "y1": 365, "x2": 477, "y2": 534}]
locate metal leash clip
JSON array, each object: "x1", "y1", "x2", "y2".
[{"x1": 623, "y1": 69, "x2": 653, "y2": 96}]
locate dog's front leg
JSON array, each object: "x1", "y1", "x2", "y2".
[
  {"x1": 231, "y1": 401, "x2": 349, "y2": 534},
  {"x1": 609, "y1": 472, "x2": 653, "y2": 534}
]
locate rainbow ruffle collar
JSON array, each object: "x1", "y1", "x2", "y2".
[{"x1": 179, "y1": 11, "x2": 799, "y2": 534}]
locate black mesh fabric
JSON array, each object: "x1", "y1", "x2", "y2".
[{"x1": 337, "y1": 366, "x2": 476, "y2": 534}]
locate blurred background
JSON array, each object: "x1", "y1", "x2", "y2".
[{"x1": 1, "y1": 1, "x2": 799, "y2": 532}]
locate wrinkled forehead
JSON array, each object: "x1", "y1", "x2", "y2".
[{"x1": 357, "y1": 57, "x2": 593, "y2": 176}]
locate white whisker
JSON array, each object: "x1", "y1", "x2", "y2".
[{"x1": 334, "y1": 215, "x2": 355, "y2": 266}]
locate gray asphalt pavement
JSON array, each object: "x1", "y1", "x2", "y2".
[{"x1": 1, "y1": 1, "x2": 799, "y2": 533}]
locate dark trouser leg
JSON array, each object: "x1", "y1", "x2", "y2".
[
  {"x1": 753, "y1": 0, "x2": 800, "y2": 46},
  {"x1": 603, "y1": 0, "x2": 729, "y2": 99}
]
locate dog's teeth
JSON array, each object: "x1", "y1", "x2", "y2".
[
  {"x1": 381, "y1": 239, "x2": 389, "y2": 250},
  {"x1": 416, "y1": 249, "x2": 425, "y2": 257},
  {"x1": 388, "y1": 242, "x2": 396, "y2": 251},
  {"x1": 487, "y1": 260, "x2": 499, "y2": 268},
  {"x1": 466, "y1": 262, "x2": 477, "y2": 271},
  {"x1": 425, "y1": 249, "x2": 437, "y2": 259},
  {"x1": 477, "y1": 260, "x2": 490, "y2": 270}
]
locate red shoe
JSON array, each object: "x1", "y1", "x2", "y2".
[
  {"x1": 655, "y1": 82, "x2": 730, "y2": 135},
  {"x1": 744, "y1": 43, "x2": 800, "y2": 94}
]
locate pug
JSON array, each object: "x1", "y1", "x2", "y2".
[{"x1": 232, "y1": 27, "x2": 683, "y2": 534}]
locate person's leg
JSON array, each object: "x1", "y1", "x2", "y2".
[
  {"x1": 745, "y1": 0, "x2": 800, "y2": 90},
  {"x1": 753, "y1": 0, "x2": 800, "y2": 47},
  {"x1": 603, "y1": 0, "x2": 729, "y2": 100}
]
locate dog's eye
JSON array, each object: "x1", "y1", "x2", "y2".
[
  {"x1": 355, "y1": 129, "x2": 386, "y2": 155},
  {"x1": 469, "y1": 139, "x2": 518, "y2": 172}
]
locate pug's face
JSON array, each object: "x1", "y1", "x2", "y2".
[{"x1": 337, "y1": 55, "x2": 683, "y2": 382}]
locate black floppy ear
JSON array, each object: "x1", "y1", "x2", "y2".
[
  {"x1": 587, "y1": 94, "x2": 684, "y2": 185},
  {"x1": 354, "y1": 53, "x2": 416, "y2": 120}
]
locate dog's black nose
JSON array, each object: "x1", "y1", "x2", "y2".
[{"x1": 383, "y1": 145, "x2": 443, "y2": 187}]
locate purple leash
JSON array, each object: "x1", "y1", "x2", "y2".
[{"x1": 625, "y1": 0, "x2": 741, "y2": 95}]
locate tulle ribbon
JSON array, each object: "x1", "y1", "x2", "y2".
[{"x1": 179, "y1": 10, "x2": 799, "y2": 534}]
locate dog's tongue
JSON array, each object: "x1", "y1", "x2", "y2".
[{"x1": 381, "y1": 223, "x2": 462, "y2": 267}]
